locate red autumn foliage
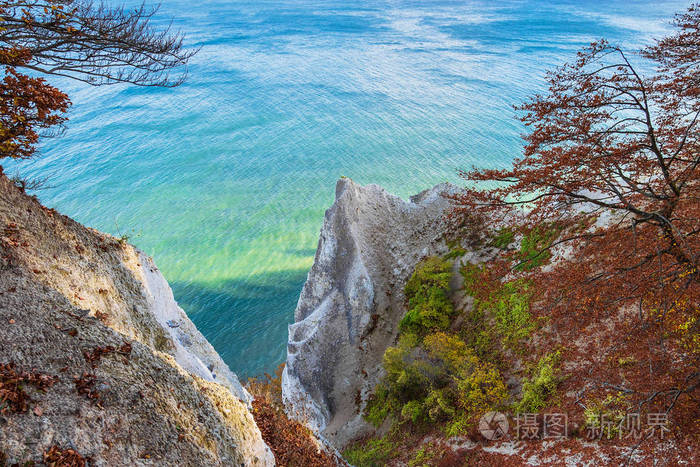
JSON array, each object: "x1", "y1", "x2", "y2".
[
  {"x1": 82, "y1": 342, "x2": 132, "y2": 368},
  {"x1": 0, "y1": 46, "x2": 70, "y2": 159},
  {"x1": 73, "y1": 372, "x2": 100, "y2": 404},
  {"x1": 247, "y1": 364, "x2": 341, "y2": 467},
  {"x1": 0, "y1": 0, "x2": 196, "y2": 161},
  {"x1": 450, "y1": 1, "x2": 699, "y2": 441}
]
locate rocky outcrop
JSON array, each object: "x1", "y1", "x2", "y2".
[
  {"x1": 282, "y1": 178, "x2": 455, "y2": 448},
  {"x1": 0, "y1": 172, "x2": 274, "y2": 466},
  {"x1": 137, "y1": 252, "x2": 252, "y2": 406}
]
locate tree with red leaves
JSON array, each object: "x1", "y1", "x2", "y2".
[
  {"x1": 0, "y1": 46, "x2": 69, "y2": 159},
  {"x1": 0, "y1": 0, "x2": 196, "y2": 160},
  {"x1": 452, "y1": 4, "x2": 698, "y2": 416}
]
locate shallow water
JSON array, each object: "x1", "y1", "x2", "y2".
[{"x1": 4, "y1": 0, "x2": 686, "y2": 378}]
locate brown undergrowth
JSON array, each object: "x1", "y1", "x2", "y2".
[{"x1": 247, "y1": 364, "x2": 342, "y2": 467}]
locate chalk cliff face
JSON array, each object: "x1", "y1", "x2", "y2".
[
  {"x1": 0, "y1": 172, "x2": 274, "y2": 466},
  {"x1": 282, "y1": 178, "x2": 455, "y2": 448}
]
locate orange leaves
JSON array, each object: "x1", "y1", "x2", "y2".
[
  {"x1": 83, "y1": 342, "x2": 132, "y2": 368},
  {"x1": 73, "y1": 372, "x2": 99, "y2": 404},
  {"x1": 448, "y1": 6, "x2": 699, "y2": 444},
  {"x1": 43, "y1": 445, "x2": 86, "y2": 467},
  {"x1": 0, "y1": 363, "x2": 57, "y2": 414},
  {"x1": 250, "y1": 397, "x2": 339, "y2": 467},
  {"x1": 452, "y1": 4, "x2": 699, "y2": 323},
  {"x1": 0, "y1": 49, "x2": 70, "y2": 159},
  {"x1": 247, "y1": 364, "x2": 341, "y2": 466}
]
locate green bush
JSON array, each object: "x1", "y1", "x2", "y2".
[
  {"x1": 364, "y1": 384, "x2": 392, "y2": 427},
  {"x1": 491, "y1": 227, "x2": 515, "y2": 249},
  {"x1": 361, "y1": 258, "x2": 512, "y2": 448},
  {"x1": 488, "y1": 280, "x2": 535, "y2": 350},
  {"x1": 405, "y1": 257, "x2": 452, "y2": 297},
  {"x1": 516, "y1": 225, "x2": 559, "y2": 271},
  {"x1": 460, "y1": 262, "x2": 485, "y2": 296},
  {"x1": 343, "y1": 436, "x2": 395, "y2": 467},
  {"x1": 516, "y1": 351, "x2": 561, "y2": 413},
  {"x1": 582, "y1": 393, "x2": 629, "y2": 438},
  {"x1": 401, "y1": 400, "x2": 425, "y2": 423},
  {"x1": 445, "y1": 413, "x2": 473, "y2": 438},
  {"x1": 456, "y1": 360, "x2": 509, "y2": 416},
  {"x1": 407, "y1": 442, "x2": 445, "y2": 467},
  {"x1": 443, "y1": 246, "x2": 467, "y2": 260},
  {"x1": 400, "y1": 257, "x2": 455, "y2": 335},
  {"x1": 462, "y1": 263, "x2": 535, "y2": 353},
  {"x1": 383, "y1": 334, "x2": 431, "y2": 397},
  {"x1": 424, "y1": 388, "x2": 456, "y2": 422}
]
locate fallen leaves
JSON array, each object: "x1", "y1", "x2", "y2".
[
  {"x1": 0, "y1": 363, "x2": 57, "y2": 414},
  {"x1": 43, "y1": 445, "x2": 86, "y2": 467},
  {"x1": 74, "y1": 372, "x2": 100, "y2": 404},
  {"x1": 248, "y1": 364, "x2": 341, "y2": 466},
  {"x1": 83, "y1": 342, "x2": 132, "y2": 368}
]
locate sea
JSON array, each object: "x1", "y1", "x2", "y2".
[{"x1": 4, "y1": 0, "x2": 688, "y2": 378}]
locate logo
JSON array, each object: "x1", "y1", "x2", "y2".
[{"x1": 479, "y1": 411, "x2": 509, "y2": 440}]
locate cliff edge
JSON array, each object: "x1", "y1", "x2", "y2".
[
  {"x1": 0, "y1": 171, "x2": 274, "y2": 466},
  {"x1": 282, "y1": 178, "x2": 455, "y2": 448}
]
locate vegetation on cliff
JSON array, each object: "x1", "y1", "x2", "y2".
[
  {"x1": 349, "y1": 4, "x2": 699, "y2": 465},
  {"x1": 247, "y1": 364, "x2": 342, "y2": 466}
]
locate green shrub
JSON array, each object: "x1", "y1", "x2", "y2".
[
  {"x1": 343, "y1": 436, "x2": 395, "y2": 467},
  {"x1": 400, "y1": 257, "x2": 455, "y2": 335},
  {"x1": 424, "y1": 388, "x2": 456, "y2": 422},
  {"x1": 425, "y1": 332, "x2": 508, "y2": 430},
  {"x1": 516, "y1": 225, "x2": 559, "y2": 271},
  {"x1": 491, "y1": 227, "x2": 515, "y2": 249},
  {"x1": 444, "y1": 413, "x2": 473, "y2": 438},
  {"x1": 362, "y1": 258, "x2": 513, "y2": 446},
  {"x1": 462, "y1": 265, "x2": 535, "y2": 352},
  {"x1": 582, "y1": 393, "x2": 628, "y2": 438},
  {"x1": 401, "y1": 400, "x2": 425, "y2": 423},
  {"x1": 443, "y1": 246, "x2": 467, "y2": 260},
  {"x1": 424, "y1": 332, "x2": 478, "y2": 375},
  {"x1": 365, "y1": 384, "x2": 392, "y2": 427},
  {"x1": 456, "y1": 361, "x2": 509, "y2": 416},
  {"x1": 460, "y1": 262, "x2": 485, "y2": 296},
  {"x1": 405, "y1": 257, "x2": 452, "y2": 298},
  {"x1": 383, "y1": 335, "x2": 431, "y2": 396},
  {"x1": 516, "y1": 351, "x2": 561, "y2": 413},
  {"x1": 407, "y1": 445, "x2": 431, "y2": 467},
  {"x1": 488, "y1": 280, "x2": 535, "y2": 350},
  {"x1": 407, "y1": 442, "x2": 445, "y2": 467}
]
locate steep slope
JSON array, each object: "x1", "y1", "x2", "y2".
[
  {"x1": 285, "y1": 179, "x2": 699, "y2": 466},
  {"x1": 282, "y1": 178, "x2": 455, "y2": 448},
  {"x1": 0, "y1": 171, "x2": 274, "y2": 466}
]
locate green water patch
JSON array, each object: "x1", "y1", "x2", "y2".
[{"x1": 170, "y1": 269, "x2": 308, "y2": 379}]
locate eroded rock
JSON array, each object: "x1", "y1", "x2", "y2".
[{"x1": 282, "y1": 178, "x2": 455, "y2": 448}]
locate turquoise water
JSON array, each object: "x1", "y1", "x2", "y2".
[{"x1": 4, "y1": 0, "x2": 687, "y2": 378}]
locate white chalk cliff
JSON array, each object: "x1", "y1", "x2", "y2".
[{"x1": 282, "y1": 178, "x2": 455, "y2": 448}]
